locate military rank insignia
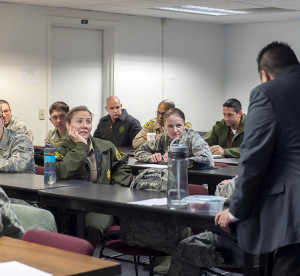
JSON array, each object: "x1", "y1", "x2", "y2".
[{"x1": 119, "y1": 126, "x2": 125, "y2": 133}]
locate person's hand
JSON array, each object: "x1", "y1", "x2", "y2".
[
  {"x1": 162, "y1": 152, "x2": 168, "y2": 162},
  {"x1": 151, "y1": 153, "x2": 162, "y2": 163},
  {"x1": 68, "y1": 126, "x2": 87, "y2": 144},
  {"x1": 215, "y1": 208, "x2": 232, "y2": 233},
  {"x1": 210, "y1": 145, "x2": 225, "y2": 156},
  {"x1": 220, "y1": 179, "x2": 231, "y2": 185}
]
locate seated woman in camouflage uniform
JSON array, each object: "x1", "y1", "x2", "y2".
[
  {"x1": 135, "y1": 107, "x2": 214, "y2": 167},
  {"x1": 54, "y1": 105, "x2": 132, "y2": 248},
  {"x1": 122, "y1": 108, "x2": 214, "y2": 274}
]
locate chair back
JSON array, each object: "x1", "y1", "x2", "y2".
[
  {"x1": 188, "y1": 184, "x2": 209, "y2": 195},
  {"x1": 22, "y1": 229, "x2": 94, "y2": 256},
  {"x1": 215, "y1": 162, "x2": 229, "y2": 168},
  {"x1": 35, "y1": 165, "x2": 44, "y2": 175}
]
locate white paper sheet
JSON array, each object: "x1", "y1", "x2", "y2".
[
  {"x1": 0, "y1": 261, "x2": 52, "y2": 276},
  {"x1": 128, "y1": 198, "x2": 167, "y2": 206}
]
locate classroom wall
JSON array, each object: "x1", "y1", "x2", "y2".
[
  {"x1": 224, "y1": 21, "x2": 300, "y2": 113},
  {"x1": 0, "y1": 3, "x2": 224, "y2": 145}
]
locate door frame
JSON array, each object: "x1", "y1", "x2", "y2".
[{"x1": 46, "y1": 16, "x2": 117, "y2": 130}]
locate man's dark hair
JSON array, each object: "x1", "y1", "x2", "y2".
[
  {"x1": 49, "y1": 101, "x2": 69, "y2": 115},
  {"x1": 257, "y1": 41, "x2": 299, "y2": 77},
  {"x1": 223, "y1": 98, "x2": 242, "y2": 114}
]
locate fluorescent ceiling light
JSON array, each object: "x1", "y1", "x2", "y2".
[{"x1": 155, "y1": 5, "x2": 250, "y2": 16}]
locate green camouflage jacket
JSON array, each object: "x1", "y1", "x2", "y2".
[
  {"x1": 134, "y1": 129, "x2": 214, "y2": 167},
  {"x1": 54, "y1": 135, "x2": 132, "y2": 186},
  {"x1": 45, "y1": 128, "x2": 67, "y2": 145},
  {"x1": 0, "y1": 128, "x2": 35, "y2": 173}
]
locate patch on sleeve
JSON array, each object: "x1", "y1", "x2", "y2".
[
  {"x1": 185, "y1": 122, "x2": 191, "y2": 129},
  {"x1": 55, "y1": 148, "x2": 64, "y2": 159},
  {"x1": 144, "y1": 121, "x2": 152, "y2": 128},
  {"x1": 115, "y1": 147, "x2": 122, "y2": 160},
  {"x1": 107, "y1": 169, "x2": 111, "y2": 180}
]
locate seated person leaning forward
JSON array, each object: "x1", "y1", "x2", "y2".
[
  {"x1": 204, "y1": 98, "x2": 246, "y2": 158},
  {"x1": 135, "y1": 107, "x2": 214, "y2": 168},
  {"x1": 54, "y1": 105, "x2": 132, "y2": 247}
]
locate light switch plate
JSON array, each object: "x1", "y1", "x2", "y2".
[{"x1": 39, "y1": 109, "x2": 45, "y2": 120}]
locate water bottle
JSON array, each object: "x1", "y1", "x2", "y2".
[
  {"x1": 44, "y1": 145, "x2": 56, "y2": 184},
  {"x1": 167, "y1": 138, "x2": 189, "y2": 209}
]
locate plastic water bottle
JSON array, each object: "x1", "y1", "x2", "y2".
[
  {"x1": 44, "y1": 145, "x2": 56, "y2": 184},
  {"x1": 167, "y1": 138, "x2": 189, "y2": 209}
]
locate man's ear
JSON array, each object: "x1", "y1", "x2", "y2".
[
  {"x1": 261, "y1": 70, "x2": 272, "y2": 83},
  {"x1": 105, "y1": 106, "x2": 108, "y2": 112}
]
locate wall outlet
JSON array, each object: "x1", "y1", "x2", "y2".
[{"x1": 39, "y1": 109, "x2": 45, "y2": 120}]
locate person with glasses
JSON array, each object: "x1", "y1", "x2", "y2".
[
  {"x1": 0, "y1": 99, "x2": 34, "y2": 142},
  {"x1": 45, "y1": 101, "x2": 69, "y2": 145},
  {"x1": 132, "y1": 99, "x2": 175, "y2": 150},
  {"x1": 93, "y1": 96, "x2": 141, "y2": 147},
  {"x1": 0, "y1": 103, "x2": 35, "y2": 173}
]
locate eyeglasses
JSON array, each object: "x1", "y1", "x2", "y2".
[
  {"x1": 2, "y1": 109, "x2": 11, "y2": 115},
  {"x1": 155, "y1": 111, "x2": 166, "y2": 117}
]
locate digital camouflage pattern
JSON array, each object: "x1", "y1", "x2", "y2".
[
  {"x1": 45, "y1": 128, "x2": 67, "y2": 145},
  {"x1": 134, "y1": 129, "x2": 214, "y2": 167},
  {"x1": 120, "y1": 218, "x2": 191, "y2": 255},
  {"x1": 0, "y1": 187, "x2": 24, "y2": 239},
  {"x1": 166, "y1": 231, "x2": 244, "y2": 276},
  {"x1": 6, "y1": 115, "x2": 34, "y2": 142},
  {"x1": 215, "y1": 176, "x2": 237, "y2": 204},
  {"x1": 0, "y1": 128, "x2": 35, "y2": 173},
  {"x1": 130, "y1": 168, "x2": 168, "y2": 192},
  {"x1": 167, "y1": 176, "x2": 253, "y2": 276},
  {"x1": 121, "y1": 167, "x2": 191, "y2": 255}
]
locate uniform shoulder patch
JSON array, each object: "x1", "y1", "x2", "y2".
[
  {"x1": 144, "y1": 120, "x2": 152, "y2": 128},
  {"x1": 115, "y1": 147, "x2": 122, "y2": 160}
]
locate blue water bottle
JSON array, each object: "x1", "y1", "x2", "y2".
[{"x1": 44, "y1": 145, "x2": 56, "y2": 184}]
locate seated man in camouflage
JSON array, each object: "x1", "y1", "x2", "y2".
[
  {"x1": 166, "y1": 177, "x2": 248, "y2": 276},
  {"x1": 0, "y1": 104, "x2": 35, "y2": 173},
  {"x1": 45, "y1": 101, "x2": 69, "y2": 145},
  {"x1": 0, "y1": 186, "x2": 57, "y2": 238},
  {"x1": 0, "y1": 99, "x2": 34, "y2": 142},
  {"x1": 0, "y1": 104, "x2": 57, "y2": 234}
]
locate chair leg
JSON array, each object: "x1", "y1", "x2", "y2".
[
  {"x1": 149, "y1": 256, "x2": 154, "y2": 276},
  {"x1": 133, "y1": 255, "x2": 139, "y2": 276}
]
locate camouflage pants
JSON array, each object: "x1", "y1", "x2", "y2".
[
  {"x1": 166, "y1": 231, "x2": 244, "y2": 276},
  {"x1": 120, "y1": 218, "x2": 191, "y2": 255}
]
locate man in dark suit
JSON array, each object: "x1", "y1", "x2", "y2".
[{"x1": 215, "y1": 41, "x2": 300, "y2": 275}]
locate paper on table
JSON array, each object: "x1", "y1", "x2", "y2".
[
  {"x1": 134, "y1": 163, "x2": 168, "y2": 169},
  {"x1": 128, "y1": 198, "x2": 167, "y2": 206},
  {"x1": 0, "y1": 261, "x2": 52, "y2": 276}
]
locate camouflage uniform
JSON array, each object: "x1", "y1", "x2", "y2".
[
  {"x1": 0, "y1": 128, "x2": 35, "y2": 173},
  {"x1": 6, "y1": 115, "x2": 34, "y2": 142},
  {"x1": 45, "y1": 128, "x2": 67, "y2": 145},
  {"x1": 134, "y1": 129, "x2": 214, "y2": 167},
  {"x1": 167, "y1": 177, "x2": 251, "y2": 276},
  {"x1": 0, "y1": 187, "x2": 24, "y2": 239},
  {"x1": 120, "y1": 168, "x2": 191, "y2": 255},
  {"x1": 132, "y1": 118, "x2": 193, "y2": 149}
]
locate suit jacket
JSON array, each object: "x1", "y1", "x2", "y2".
[{"x1": 229, "y1": 64, "x2": 300, "y2": 255}]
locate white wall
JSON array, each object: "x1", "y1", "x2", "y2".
[
  {"x1": 224, "y1": 21, "x2": 300, "y2": 113},
  {"x1": 0, "y1": 3, "x2": 224, "y2": 145}
]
